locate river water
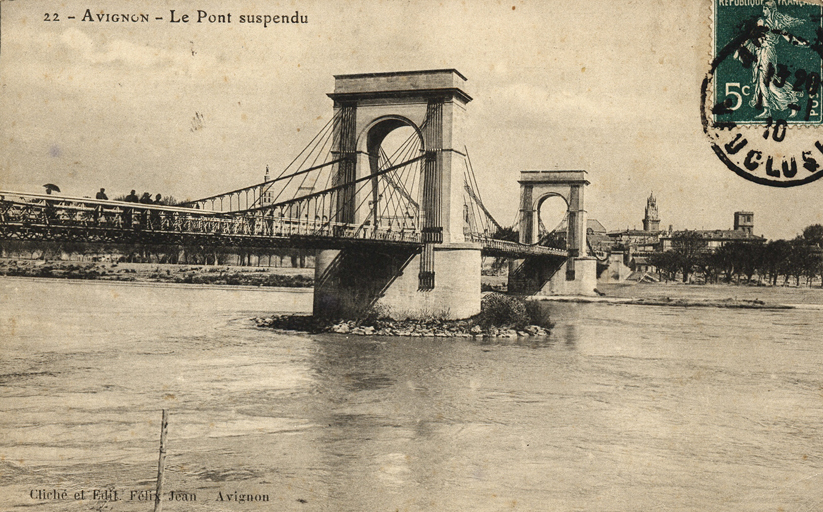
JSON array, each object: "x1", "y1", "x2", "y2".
[{"x1": 2, "y1": 277, "x2": 823, "y2": 511}]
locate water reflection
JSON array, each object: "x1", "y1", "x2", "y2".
[
  {"x1": 3, "y1": 279, "x2": 823, "y2": 511},
  {"x1": 305, "y1": 335, "x2": 467, "y2": 509},
  {"x1": 544, "y1": 302, "x2": 581, "y2": 349}
]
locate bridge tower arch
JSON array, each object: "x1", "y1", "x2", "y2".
[
  {"x1": 358, "y1": 115, "x2": 423, "y2": 229},
  {"x1": 510, "y1": 170, "x2": 597, "y2": 296},
  {"x1": 314, "y1": 70, "x2": 482, "y2": 320},
  {"x1": 533, "y1": 192, "x2": 570, "y2": 246}
]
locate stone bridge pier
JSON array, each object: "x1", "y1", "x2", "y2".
[
  {"x1": 508, "y1": 171, "x2": 597, "y2": 296},
  {"x1": 313, "y1": 69, "x2": 481, "y2": 320}
]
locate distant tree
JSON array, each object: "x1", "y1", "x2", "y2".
[
  {"x1": 487, "y1": 226, "x2": 520, "y2": 274},
  {"x1": 670, "y1": 230, "x2": 707, "y2": 283},
  {"x1": 802, "y1": 224, "x2": 823, "y2": 247},
  {"x1": 157, "y1": 196, "x2": 181, "y2": 206},
  {"x1": 710, "y1": 243, "x2": 736, "y2": 283},
  {"x1": 711, "y1": 241, "x2": 763, "y2": 284},
  {"x1": 810, "y1": 247, "x2": 823, "y2": 287},
  {"x1": 695, "y1": 252, "x2": 717, "y2": 284},
  {"x1": 648, "y1": 251, "x2": 680, "y2": 281},
  {"x1": 760, "y1": 239, "x2": 792, "y2": 285},
  {"x1": 795, "y1": 224, "x2": 823, "y2": 285},
  {"x1": 738, "y1": 242, "x2": 764, "y2": 283},
  {"x1": 785, "y1": 237, "x2": 820, "y2": 286},
  {"x1": 539, "y1": 231, "x2": 566, "y2": 250},
  {"x1": 491, "y1": 226, "x2": 519, "y2": 242}
]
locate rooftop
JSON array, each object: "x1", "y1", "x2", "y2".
[
  {"x1": 519, "y1": 170, "x2": 589, "y2": 185},
  {"x1": 334, "y1": 69, "x2": 468, "y2": 81},
  {"x1": 554, "y1": 218, "x2": 607, "y2": 234},
  {"x1": 330, "y1": 69, "x2": 471, "y2": 103},
  {"x1": 660, "y1": 229, "x2": 765, "y2": 241},
  {"x1": 607, "y1": 229, "x2": 663, "y2": 236}
]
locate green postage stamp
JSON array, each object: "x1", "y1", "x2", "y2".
[
  {"x1": 713, "y1": 0, "x2": 823, "y2": 125},
  {"x1": 704, "y1": 0, "x2": 823, "y2": 186}
]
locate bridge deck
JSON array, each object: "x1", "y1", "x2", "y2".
[{"x1": 0, "y1": 191, "x2": 567, "y2": 258}]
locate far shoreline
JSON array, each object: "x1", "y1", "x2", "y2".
[
  {"x1": 3, "y1": 259, "x2": 822, "y2": 309},
  {"x1": 0, "y1": 274, "x2": 314, "y2": 294},
  {"x1": 530, "y1": 295, "x2": 795, "y2": 309},
  {"x1": 0, "y1": 258, "x2": 314, "y2": 289}
]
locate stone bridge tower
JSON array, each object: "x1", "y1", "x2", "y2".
[
  {"x1": 314, "y1": 70, "x2": 482, "y2": 320},
  {"x1": 509, "y1": 170, "x2": 597, "y2": 296}
]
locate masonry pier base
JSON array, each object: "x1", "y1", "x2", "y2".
[
  {"x1": 508, "y1": 256, "x2": 597, "y2": 296},
  {"x1": 313, "y1": 244, "x2": 481, "y2": 321}
]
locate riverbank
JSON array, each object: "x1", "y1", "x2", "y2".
[
  {"x1": 0, "y1": 259, "x2": 314, "y2": 287},
  {"x1": 4, "y1": 259, "x2": 821, "y2": 307},
  {"x1": 593, "y1": 281, "x2": 823, "y2": 307},
  {"x1": 534, "y1": 295, "x2": 794, "y2": 309}
]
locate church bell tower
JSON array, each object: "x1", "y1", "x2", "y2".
[{"x1": 643, "y1": 192, "x2": 660, "y2": 232}]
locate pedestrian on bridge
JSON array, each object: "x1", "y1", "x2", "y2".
[
  {"x1": 94, "y1": 188, "x2": 108, "y2": 224},
  {"x1": 151, "y1": 193, "x2": 163, "y2": 229},
  {"x1": 123, "y1": 190, "x2": 138, "y2": 228},
  {"x1": 44, "y1": 188, "x2": 57, "y2": 224},
  {"x1": 139, "y1": 192, "x2": 152, "y2": 229}
]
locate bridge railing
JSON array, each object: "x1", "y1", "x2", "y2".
[
  {"x1": 0, "y1": 190, "x2": 221, "y2": 230},
  {"x1": 465, "y1": 234, "x2": 568, "y2": 257},
  {"x1": 0, "y1": 190, "x2": 422, "y2": 244}
]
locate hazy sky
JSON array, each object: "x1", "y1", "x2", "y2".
[{"x1": 2, "y1": 0, "x2": 822, "y2": 240}]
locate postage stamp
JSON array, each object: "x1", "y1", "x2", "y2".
[
  {"x1": 703, "y1": 0, "x2": 823, "y2": 186},
  {"x1": 714, "y1": 0, "x2": 823, "y2": 124}
]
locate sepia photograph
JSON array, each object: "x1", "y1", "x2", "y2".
[{"x1": 2, "y1": 0, "x2": 823, "y2": 510}]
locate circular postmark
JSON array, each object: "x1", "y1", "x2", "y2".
[{"x1": 703, "y1": 0, "x2": 823, "y2": 187}]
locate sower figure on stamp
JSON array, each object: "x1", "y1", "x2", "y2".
[{"x1": 736, "y1": 0, "x2": 806, "y2": 119}]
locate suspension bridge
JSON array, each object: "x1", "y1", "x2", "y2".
[{"x1": 0, "y1": 70, "x2": 596, "y2": 318}]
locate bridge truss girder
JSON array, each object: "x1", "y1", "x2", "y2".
[{"x1": 0, "y1": 223, "x2": 424, "y2": 252}]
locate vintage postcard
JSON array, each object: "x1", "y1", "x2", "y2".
[{"x1": 2, "y1": 0, "x2": 823, "y2": 510}]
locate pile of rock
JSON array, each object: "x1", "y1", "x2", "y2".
[
  {"x1": 253, "y1": 315, "x2": 551, "y2": 338},
  {"x1": 253, "y1": 314, "x2": 324, "y2": 333}
]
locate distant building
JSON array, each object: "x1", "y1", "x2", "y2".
[
  {"x1": 734, "y1": 211, "x2": 754, "y2": 234},
  {"x1": 605, "y1": 229, "x2": 662, "y2": 251},
  {"x1": 660, "y1": 211, "x2": 765, "y2": 251},
  {"x1": 585, "y1": 219, "x2": 610, "y2": 251},
  {"x1": 642, "y1": 192, "x2": 660, "y2": 232},
  {"x1": 261, "y1": 166, "x2": 275, "y2": 206},
  {"x1": 550, "y1": 218, "x2": 610, "y2": 252},
  {"x1": 550, "y1": 194, "x2": 765, "y2": 280},
  {"x1": 604, "y1": 192, "x2": 666, "y2": 261},
  {"x1": 596, "y1": 196, "x2": 765, "y2": 279}
]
